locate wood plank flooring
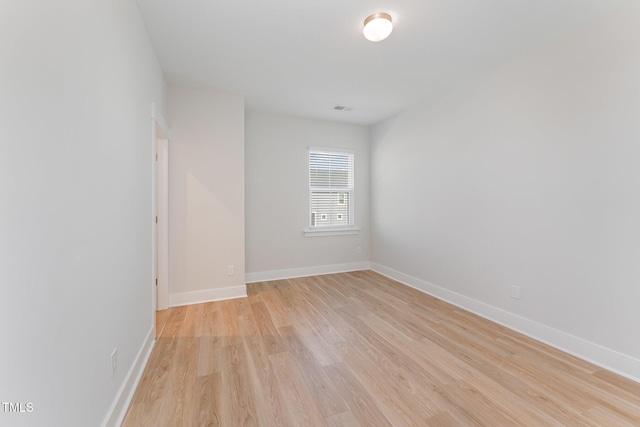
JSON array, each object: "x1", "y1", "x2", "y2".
[{"x1": 122, "y1": 271, "x2": 640, "y2": 426}]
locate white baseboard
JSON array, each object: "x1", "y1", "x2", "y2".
[
  {"x1": 370, "y1": 262, "x2": 640, "y2": 384},
  {"x1": 170, "y1": 285, "x2": 247, "y2": 307},
  {"x1": 101, "y1": 326, "x2": 156, "y2": 427},
  {"x1": 245, "y1": 261, "x2": 371, "y2": 284}
]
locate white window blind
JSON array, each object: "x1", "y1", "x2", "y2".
[{"x1": 309, "y1": 149, "x2": 354, "y2": 228}]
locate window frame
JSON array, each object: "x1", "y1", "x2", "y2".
[{"x1": 305, "y1": 147, "x2": 360, "y2": 237}]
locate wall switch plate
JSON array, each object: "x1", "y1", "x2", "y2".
[
  {"x1": 227, "y1": 265, "x2": 235, "y2": 276},
  {"x1": 356, "y1": 246, "x2": 362, "y2": 254},
  {"x1": 510, "y1": 285, "x2": 521, "y2": 300},
  {"x1": 111, "y1": 348, "x2": 117, "y2": 377}
]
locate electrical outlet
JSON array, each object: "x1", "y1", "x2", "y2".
[
  {"x1": 227, "y1": 265, "x2": 235, "y2": 276},
  {"x1": 111, "y1": 348, "x2": 117, "y2": 377},
  {"x1": 510, "y1": 285, "x2": 521, "y2": 300}
]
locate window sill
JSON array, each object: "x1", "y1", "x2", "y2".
[{"x1": 304, "y1": 227, "x2": 361, "y2": 238}]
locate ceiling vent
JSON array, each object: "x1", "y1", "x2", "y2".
[{"x1": 334, "y1": 105, "x2": 354, "y2": 111}]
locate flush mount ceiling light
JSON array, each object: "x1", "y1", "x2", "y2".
[{"x1": 363, "y1": 12, "x2": 393, "y2": 42}]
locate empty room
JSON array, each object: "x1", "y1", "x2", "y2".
[{"x1": 2, "y1": 0, "x2": 640, "y2": 426}]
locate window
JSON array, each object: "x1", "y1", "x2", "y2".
[{"x1": 309, "y1": 148, "x2": 354, "y2": 229}]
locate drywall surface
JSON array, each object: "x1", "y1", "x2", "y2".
[
  {"x1": 167, "y1": 85, "x2": 246, "y2": 302},
  {"x1": 371, "y1": 1, "x2": 640, "y2": 378},
  {"x1": 0, "y1": 0, "x2": 165, "y2": 425},
  {"x1": 245, "y1": 112, "x2": 370, "y2": 278}
]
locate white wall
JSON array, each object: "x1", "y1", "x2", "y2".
[
  {"x1": 371, "y1": 1, "x2": 640, "y2": 380},
  {"x1": 0, "y1": 1, "x2": 165, "y2": 426},
  {"x1": 245, "y1": 112, "x2": 370, "y2": 280},
  {"x1": 167, "y1": 85, "x2": 246, "y2": 305}
]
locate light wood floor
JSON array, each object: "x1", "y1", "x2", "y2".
[{"x1": 123, "y1": 271, "x2": 640, "y2": 426}]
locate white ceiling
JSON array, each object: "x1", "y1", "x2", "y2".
[{"x1": 135, "y1": 0, "x2": 622, "y2": 125}]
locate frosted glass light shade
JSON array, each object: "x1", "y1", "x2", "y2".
[{"x1": 363, "y1": 12, "x2": 393, "y2": 42}]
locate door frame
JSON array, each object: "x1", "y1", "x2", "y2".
[{"x1": 151, "y1": 103, "x2": 170, "y2": 318}]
